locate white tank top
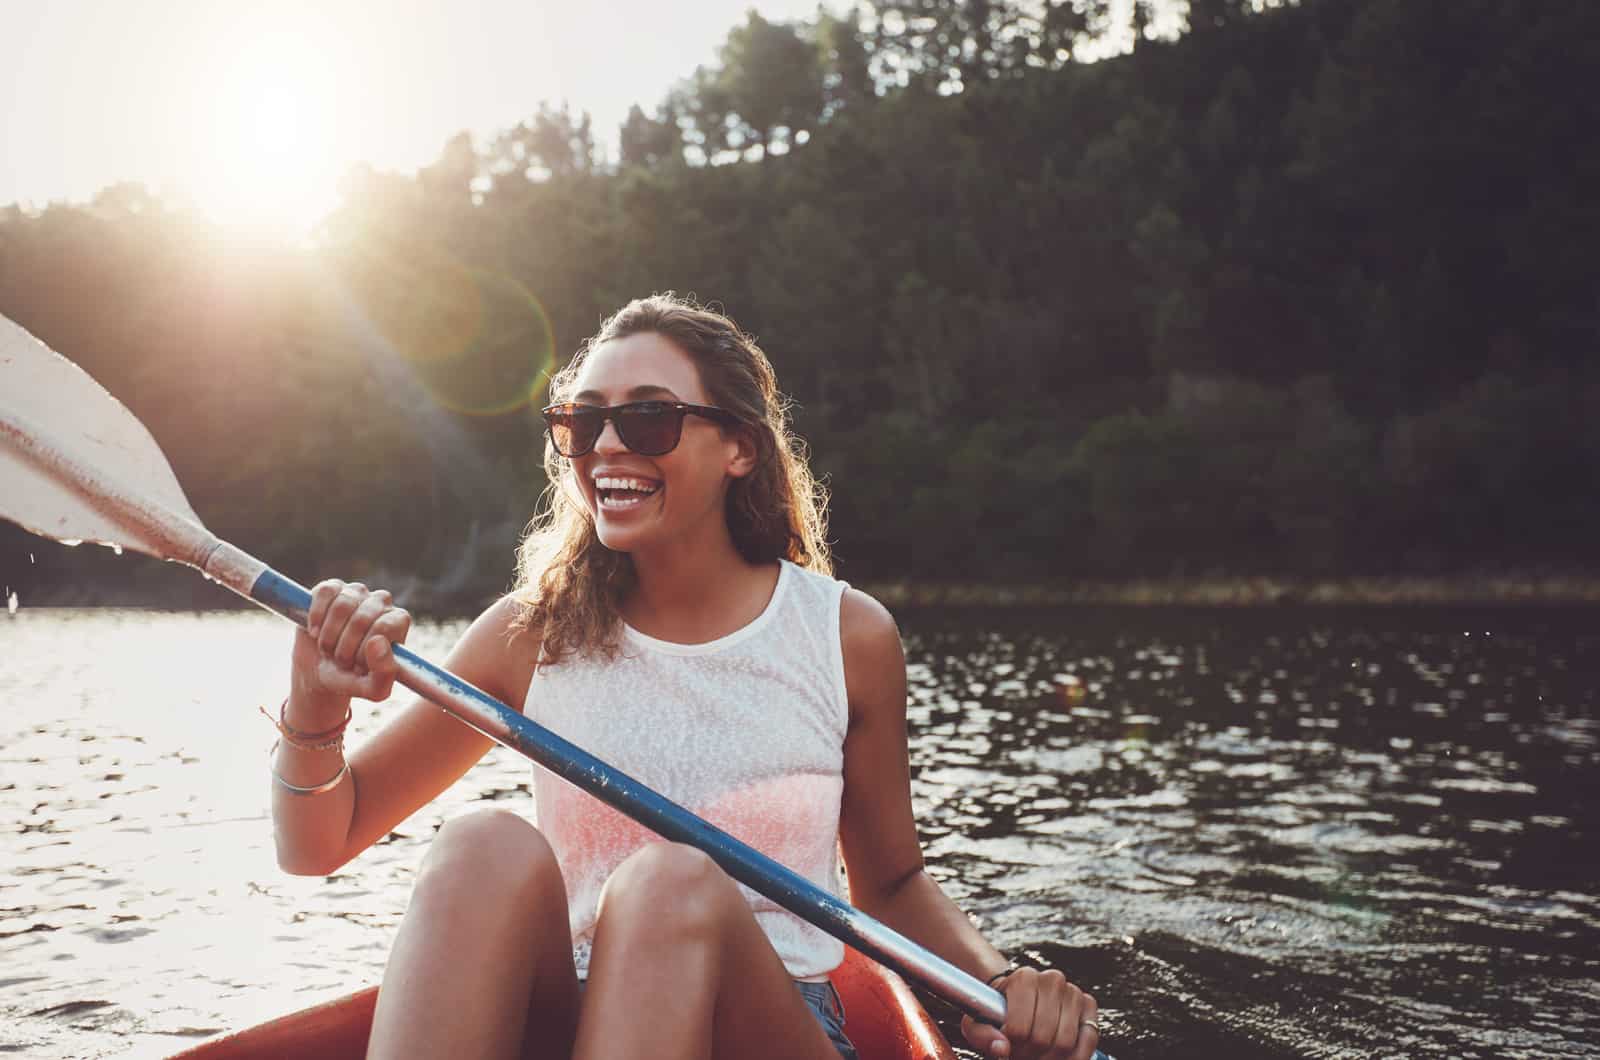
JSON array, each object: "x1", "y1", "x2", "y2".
[{"x1": 522, "y1": 559, "x2": 851, "y2": 980}]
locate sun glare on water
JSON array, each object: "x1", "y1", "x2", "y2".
[{"x1": 187, "y1": 29, "x2": 344, "y2": 239}]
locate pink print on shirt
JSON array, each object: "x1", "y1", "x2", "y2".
[{"x1": 542, "y1": 770, "x2": 844, "y2": 902}]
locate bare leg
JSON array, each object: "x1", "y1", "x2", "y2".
[
  {"x1": 367, "y1": 809, "x2": 579, "y2": 1060},
  {"x1": 574, "y1": 843, "x2": 843, "y2": 1060}
]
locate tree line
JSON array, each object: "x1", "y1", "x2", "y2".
[{"x1": 3, "y1": 0, "x2": 1597, "y2": 607}]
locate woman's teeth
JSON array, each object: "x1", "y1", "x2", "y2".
[{"x1": 594, "y1": 476, "x2": 660, "y2": 510}]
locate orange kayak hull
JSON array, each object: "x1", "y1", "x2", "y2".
[{"x1": 169, "y1": 947, "x2": 956, "y2": 1059}]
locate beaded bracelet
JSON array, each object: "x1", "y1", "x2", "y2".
[
  {"x1": 268, "y1": 740, "x2": 350, "y2": 795},
  {"x1": 261, "y1": 699, "x2": 352, "y2": 752}
]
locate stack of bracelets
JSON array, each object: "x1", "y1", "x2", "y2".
[{"x1": 263, "y1": 699, "x2": 353, "y2": 795}]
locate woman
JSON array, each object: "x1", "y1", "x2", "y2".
[{"x1": 267, "y1": 294, "x2": 1105, "y2": 1060}]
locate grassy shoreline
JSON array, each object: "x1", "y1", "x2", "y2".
[
  {"x1": 862, "y1": 573, "x2": 1600, "y2": 608},
  {"x1": 10, "y1": 568, "x2": 1600, "y2": 612}
]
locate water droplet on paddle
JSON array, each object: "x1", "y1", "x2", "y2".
[
  {"x1": 110, "y1": 543, "x2": 122, "y2": 556},
  {"x1": 59, "y1": 538, "x2": 83, "y2": 547},
  {"x1": 6, "y1": 591, "x2": 17, "y2": 615}
]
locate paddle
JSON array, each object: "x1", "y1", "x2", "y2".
[{"x1": 0, "y1": 313, "x2": 1007, "y2": 1025}]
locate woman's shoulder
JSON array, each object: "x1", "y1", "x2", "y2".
[
  {"x1": 448, "y1": 595, "x2": 544, "y2": 707},
  {"x1": 838, "y1": 587, "x2": 904, "y2": 713},
  {"x1": 470, "y1": 593, "x2": 541, "y2": 644},
  {"x1": 838, "y1": 585, "x2": 897, "y2": 643}
]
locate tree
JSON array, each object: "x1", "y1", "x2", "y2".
[
  {"x1": 1131, "y1": 0, "x2": 1156, "y2": 45},
  {"x1": 864, "y1": 0, "x2": 1105, "y2": 90},
  {"x1": 619, "y1": 103, "x2": 683, "y2": 168},
  {"x1": 1184, "y1": 0, "x2": 1251, "y2": 35},
  {"x1": 486, "y1": 102, "x2": 596, "y2": 186},
  {"x1": 90, "y1": 182, "x2": 165, "y2": 218},
  {"x1": 417, "y1": 131, "x2": 479, "y2": 208},
  {"x1": 687, "y1": 12, "x2": 826, "y2": 160},
  {"x1": 818, "y1": 6, "x2": 878, "y2": 114}
]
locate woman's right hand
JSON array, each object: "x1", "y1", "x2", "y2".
[{"x1": 290, "y1": 580, "x2": 412, "y2": 705}]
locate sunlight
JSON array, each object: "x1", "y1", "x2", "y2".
[{"x1": 188, "y1": 26, "x2": 344, "y2": 238}]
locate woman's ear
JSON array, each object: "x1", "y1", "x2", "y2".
[{"x1": 726, "y1": 425, "x2": 761, "y2": 479}]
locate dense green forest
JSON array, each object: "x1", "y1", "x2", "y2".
[{"x1": 4, "y1": 0, "x2": 1597, "y2": 607}]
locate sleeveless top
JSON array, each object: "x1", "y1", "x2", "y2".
[{"x1": 521, "y1": 559, "x2": 852, "y2": 981}]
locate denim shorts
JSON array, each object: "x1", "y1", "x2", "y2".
[
  {"x1": 575, "y1": 976, "x2": 856, "y2": 1058},
  {"x1": 795, "y1": 979, "x2": 857, "y2": 1059}
]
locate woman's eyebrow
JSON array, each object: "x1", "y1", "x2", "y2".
[{"x1": 572, "y1": 385, "x2": 681, "y2": 402}]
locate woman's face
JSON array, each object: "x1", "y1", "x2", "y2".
[{"x1": 566, "y1": 331, "x2": 752, "y2": 556}]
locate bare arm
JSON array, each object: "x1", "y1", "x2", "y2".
[
  {"x1": 836, "y1": 588, "x2": 1099, "y2": 1060},
  {"x1": 836, "y1": 588, "x2": 1007, "y2": 978},
  {"x1": 271, "y1": 584, "x2": 539, "y2": 876}
]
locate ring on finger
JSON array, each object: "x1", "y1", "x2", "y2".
[{"x1": 1081, "y1": 1018, "x2": 1100, "y2": 1033}]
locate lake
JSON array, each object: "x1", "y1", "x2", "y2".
[{"x1": 2, "y1": 607, "x2": 1596, "y2": 1058}]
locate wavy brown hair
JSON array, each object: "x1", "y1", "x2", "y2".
[{"x1": 511, "y1": 294, "x2": 831, "y2": 663}]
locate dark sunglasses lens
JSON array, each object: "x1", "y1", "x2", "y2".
[
  {"x1": 615, "y1": 404, "x2": 683, "y2": 455},
  {"x1": 546, "y1": 408, "x2": 601, "y2": 456}
]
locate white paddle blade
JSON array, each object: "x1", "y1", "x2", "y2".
[{"x1": 0, "y1": 313, "x2": 208, "y2": 561}]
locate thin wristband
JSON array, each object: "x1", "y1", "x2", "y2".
[
  {"x1": 269, "y1": 740, "x2": 349, "y2": 795},
  {"x1": 986, "y1": 962, "x2": 1019, "y2": 989},
  {"x1": 275, "y1": 697, "x2": 353, "y2": 738},
  {"x1": 263, "y1": 699, "x2": 352, "y2": 752}
]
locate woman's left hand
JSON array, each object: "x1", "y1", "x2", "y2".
[{"x1": 961, "y1": 967, "x2": 1100, "y2": 1060}]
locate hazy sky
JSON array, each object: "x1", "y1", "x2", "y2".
[{"x1": 1, "y1": 0, "x2": 832, "y2": 230}]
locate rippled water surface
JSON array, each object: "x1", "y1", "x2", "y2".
[{"x1": 2, "y1": 607, "x2": 1597, "y2": 1058}]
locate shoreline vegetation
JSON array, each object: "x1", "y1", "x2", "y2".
[
  {"x1": 10, "y1": 567, "x2": 1600, "y2": 613},
  {"x1": 866, "y1": 573, "x2": 1600, "y2": 608}
]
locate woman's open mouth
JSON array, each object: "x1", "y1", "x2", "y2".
[{"x1": 594, "y1": 475, "x2": 661, "y2": 511}]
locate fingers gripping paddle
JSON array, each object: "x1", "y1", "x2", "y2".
[{"x1": 0, "y1": 314, "x2": 1007, "y2": 1026}]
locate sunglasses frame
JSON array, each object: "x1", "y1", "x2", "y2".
[{"x1": 540, "y1": 400, "x2": 743, "y2": 458}]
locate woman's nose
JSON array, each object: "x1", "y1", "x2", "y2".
[{"x1": 593, "y1": 417, "x2": 627, "y2": 454}]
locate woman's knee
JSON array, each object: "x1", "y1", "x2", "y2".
[
  {"x1": 597, "y1": 842, "x2": 740, "y2": 934},
  {"x1": 416, "y1": 808, "x2": 564, "y2": 907}
]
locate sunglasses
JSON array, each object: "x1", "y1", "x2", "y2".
[{"x1": 541, "y1": 400, "x2": 742, "y2": 458}]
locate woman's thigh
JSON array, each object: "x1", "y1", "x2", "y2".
[
  {"x1": 574, "y1": 842, "x2": 844, "y2": 1060},
  {"x1": 369, "y1": 809, "x2": 581, "y2": 1060}
]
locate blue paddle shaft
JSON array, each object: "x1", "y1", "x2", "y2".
[{"x1": 248, "y1": 566, "x2": 1007, "y2": 1024}]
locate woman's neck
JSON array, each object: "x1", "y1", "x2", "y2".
[{"x1": 623, "y1": 533, "x2": 779, "y2": 645}]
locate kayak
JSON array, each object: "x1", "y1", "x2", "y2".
[{"x1": 168, "y1": 945, "x2": 958, "y2": 1059}]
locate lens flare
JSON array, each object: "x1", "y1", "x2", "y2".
[{"x1": 331, "y1": 239, "x2": 557, "y2": 416}]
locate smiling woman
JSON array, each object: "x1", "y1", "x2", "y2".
[{"x1": 191, "y1": 28, "x2": 344, "y2": 236}]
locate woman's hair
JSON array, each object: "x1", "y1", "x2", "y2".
[{"x1": 510, "y1": 293, "x2": 831, "y2": 662}]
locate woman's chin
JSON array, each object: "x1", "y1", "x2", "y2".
[{"x1": 594, "y1": 515, "x2": 651, "y2": 553}]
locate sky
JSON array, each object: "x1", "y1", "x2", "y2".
[{"x1": 1, "y1": 0, "x2": 834, "y2": 233}]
